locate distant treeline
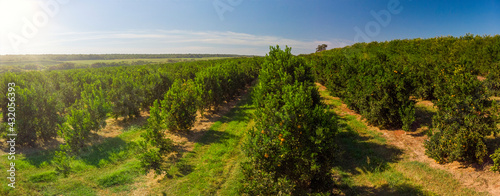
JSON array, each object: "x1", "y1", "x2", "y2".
[
  {"x1": 0, "y1": 60, "x2": 182, "y2": 73},
  {"x1": 0, "y1": 54, "x2": 248, "y2": 63},
  {"x1": 47, "y1": 60, "x2": 181, "y2": 71}
]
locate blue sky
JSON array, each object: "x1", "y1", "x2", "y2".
[{"x1": 0, "y1": 0, "x2": 499, "y2": 55}]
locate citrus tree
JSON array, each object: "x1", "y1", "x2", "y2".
[
  {"x1": 242, "y1": 46, "x2": 338, "y2": 195},
  {"x1": 425, "y1": 65, "x2": 498, "y2": 164}
]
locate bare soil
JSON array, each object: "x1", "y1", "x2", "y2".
[{"x1": 316, "y1": 83, "x2": 500, "y2": 195}]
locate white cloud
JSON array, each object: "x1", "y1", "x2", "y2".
[{"x1": 1, "y1": 29, "x2": 354, "y2": 55}]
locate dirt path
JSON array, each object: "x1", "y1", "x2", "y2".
[{"x1": 316, "y1": 83, "x2": 500, "y2": 195}]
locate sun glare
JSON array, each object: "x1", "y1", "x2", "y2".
[{"x1": 0, "y1": 0, "x2": 38, "y2": 34}]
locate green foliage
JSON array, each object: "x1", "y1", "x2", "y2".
[
  {"x1": 425, "y1": 65, "x2": 497, "y2": 164},
  {"x1": 310, "y1": 44, "x2": 416, "y2": 131},
  {"x1": 139, "y1": 100, "x2": 174, "y2": 173},
  {"x1": 240, "y1": 165, "x2": 295, "y2": 195},
  {"x1": 343, "y1": 58, "x2": 415, "y2": 130},
  {"x1": 138, "y1": 144, "x2": 164, "y2": 174},
  {"x1": 195, "y1": 60, "x2": 258, "y2": 114},
  {"x1": 310, "y1": 35, "x2": 500, "y2": 131},
  {"x1": 242, "y1": 46, "x2": 338, "y2": 195},
  {"x1": 161, "y1": 79, "x2": 198, "y2": 132},
  {"x1": 52, "y1": 146, "x2": 73, "y2": 177},
  {"x1": 144, "y1": 100, "x2": 174, "y2": 151},
  {"x1": 58, "y1": 108, "x2": 93, "y2": 153},
  {"x1": 3, "y1": 83, "x2": 63, "y2": 146},
  {"x1": 59, "y1": 86, "x2": 110, "y2": 153},
  {"x1": 79, "y1": 84, "x2": 111, "y2": 131},
  {"x1": 490, "y1": 147, "x2": 500, "y2": 172},
  {"x1": 143, "y1": 72, "x2": 173, "y2": 109},
  {"x1": 109, "y1": 73, "x2": 145, "y2": 119},
  {"x1": 485, "y1": 64, "x2": 500, "y2": 96},
  {"x1": 253, "y1": 46, "x2": 315, "y2": 108}
]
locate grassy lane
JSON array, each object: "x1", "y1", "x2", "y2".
[
  {"x1": 319, "y1": 86, "x2": 488, "y2": 196},
  {"x1": 151, "y1": 93, "x2": 255, "y2": 195}
]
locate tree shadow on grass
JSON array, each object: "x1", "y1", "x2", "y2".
[
  {"x1": 332, "y1": 113, "x2": 438, "y2": 195},
  {"x1": 164, "y1": 158, "x2": 195, "y2": 179},
  {"x1": 24, "y1": 148, "x2": 57, "y2": 168},
  {"x1": 23, "y1": 135, "x2": 130, "y2": 168},
  {"x1": 410, "y1": 106, "x2": 436, "y2": 134},
  {"x1": 197, "y1": 129, "x2": 237, "y2": 146},
  {"x1": 339, "y1": 183, "x2": 429, "y2": 196},
  {"x1": 78, "y1": 137, "x2": 129, "y2": 167},
  {"x1": 334, "y1": 122, "x2": 403, "y2": 175}
]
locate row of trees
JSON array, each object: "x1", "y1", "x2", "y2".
[
  {"x1": 310, "y1": 44, "x2": 416, "y2": 131},
  {"x1": 0, "y1": 58, "x2": 260, "y2": 147},
  {"x1": 139, "y1": 60, "x2": 260, "y2": 173},
  {"x1": 310, "y1": 34, "x2": 500, "y2": 165},
  {"x1": 0, "y1": 56, "x2": 262, "y2": 176}
]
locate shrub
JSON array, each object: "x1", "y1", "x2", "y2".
[
  {"x1": 139, "y1": 100, "x2": 174, "y2": 173},
  {"x1": 52, "y1": 145, "x2": 73, "y2": 177},
  {"x1": 425, "y1": 65, "x2": 497, "y2": 164},
  {"x1": 242, "y1": 46, "x2": 338, "y2": 194},
  {"x1": 244, "y1": 82, "x2": 338, "y2": 194},
  {"x1": 240, "y1": 164, "x2": 295, "y2": 195},
  {"x1": 8, "y1": 84, "x2": 63, "y2": 146},
  {"x1": 490, "y1": 148, "x2": 500, "y2": 172},
  {"x1": 138, "y1": 144, "x2": 164, "y2": 174},
  {"x1": 79, "y1": 84, "x2": 111, "y2": 132},
  {"x1": 142, "y1": 100, "x2": 174, "y2": 152},
  {"x1": 58, "y1": 86, "x2": 110, "y2": 153},
  {"x1": 58, "y1": 108, "x2": 92, "y2": 153},
  {"x1": 161, "y1": 79, "x2": 198, "y2": 132},
  {"x1": 109, "y1": 74, "x2": 144, "y2": 119},
  {"x1": 143, "y1": 72, "x2": 173, "y2": 109},
  {"x1": 341, "y1": 58, "x2": 415, "y2": 131},
  {"x1": 485, "y1": 65, "x2": 500, "y2": 96},
  {"x1": 253, "y1": 46, "x2": 316, "y2": 109}
]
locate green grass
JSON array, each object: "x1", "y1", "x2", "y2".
[
  {"x1": 97, "y1": 164, "x2": 138, "y2": 187},
  {"x1": 154, "y1": 94, "x2": 255, "y2": 195}
]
